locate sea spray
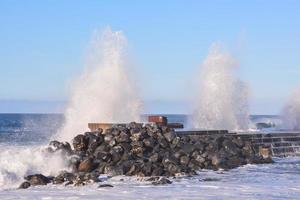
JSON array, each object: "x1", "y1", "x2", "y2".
[
  {"x1": 190, "y1": 44, "x2": 249, "y2": 130},
  {"x1": 0, "y1": 145, "x2": 69, "y2": 189},
  {"x1": 280, "y1": 88, "x2": 300, "y2": 130},
  {"x1": 56, "y1": 28, "x2": 142, "y2": 142}
]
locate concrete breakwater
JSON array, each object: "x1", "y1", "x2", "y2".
[{"x1": 18, "y1": 122, "x2": 273, "y2": 189}]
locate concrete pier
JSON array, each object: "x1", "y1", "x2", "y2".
[{"x1": 176, "y1": 130, "x2": 300, "y2": 157}]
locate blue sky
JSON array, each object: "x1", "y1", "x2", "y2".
[{"x1": 0, "y1": 0, "x2": 300, "y2": 114}]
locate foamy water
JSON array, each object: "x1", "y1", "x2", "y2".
[
  {"x1": 0, "y1": 145, "x2": 69, "y2": 190},
  {"x1": 1, "y1": 157, "x2": 300, "y2": 200}
]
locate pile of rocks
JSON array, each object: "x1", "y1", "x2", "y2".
[{"x1": 19, "y1": 122, "x2": 273, "y2": 188}]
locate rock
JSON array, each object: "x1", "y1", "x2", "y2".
[
  {"x1": 143, "y1": 137, "x2": 155, "y2": 147},
  {"x1": 211, "y1": 154, "x2": 226, "y2": 168},
  {"x1": 98, "y1": 184, "x2": 114, "y2": 188},
  {"x1": 24, "y1": 174, "x2": 51, "y2": 186},
  {"x1": 223, "y1": 139, "x2": 239, "y2": 156},
  {"x1": 232, "y1": 137, "x2": 244, "y2": 148},
  {"x1": 48, "y1": 141, "x2": 72, "y2": 155},
  {"x1": 64, "y1": 181, "x2": 74, "y2": 186},
  {"x1": 116, "y1": 132, "x2": 130, "y2": 143},
  {"x1": 180, "y1": 155, "x2": 190, "y2": 166},
  {"x1": 149, "y1": 153, "x2": 159, "y2": 163},
  {"x1": 53, "y1": 171, "x2": 76, "y2": 184},
  {"x1": 78, "y1": 158, "x2": 98, "y2": 172},
  {"x1": 152, "y1": 177, "x2": 172, "y2": 185},
  {"x1": 18, "y1": 181, "x2": 31, "y2": 189},
  {"x1": 38, "y1": 122, "x2": 273, "y2": 187},
  {"x1": 164, "y1": 130, "x2": 175, "y2": 143},
  {"x1": 73, "y1": 135, "x2": 89, "y2": 152},
  {"x1": 199, "y1": 178, "x2": 221, "y2": 182},
  {"x1": 182, "y1": 143, "x2": 194, "y2": 154},
  {"x1": 158, "y1": 137, "x2": 168, "y2": 148}
]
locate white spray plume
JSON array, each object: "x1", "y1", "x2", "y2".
[
  {"x1": 56, "y1": 28, "x2": 142, "y2": 142},
  {"x1": 190, "y1": 44, "x2": 250, "y2": 130},
  {"x1": 0, "y1": 145, "x2": 69, "y2": 189},
  {"x1": 280, "y1": 88, "x2": 300, "y2": 130}
]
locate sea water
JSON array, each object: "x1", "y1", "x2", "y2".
[{"x1": 0, "y1": 114, "x2": 300, "y2": 199}]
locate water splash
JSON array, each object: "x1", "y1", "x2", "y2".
[
  {"x1": 190, "y1": 44, "x2": 249, "y2": 130},
  {"x1": 0, "y1": 145, "x2": 69, "y2": 189},
  {"x1": 280, "y1": 88, "x2": 300, "y2": 130},
  {"x1": 56, "y1": 28, "x2": 142, "y2": 142}
]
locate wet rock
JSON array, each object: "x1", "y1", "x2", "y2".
[
  {"x1": 158, "y1": 137, "x2": 168, "y2": 148},
  {"x1": 223, "y1": 139, "x2": 239, "y2": 156},
  {"x1": 18, "y1": 181, "x2": 31, "y2": 189},
  {"x1": 180, "y1": 155, "x2": 190, "y2": 166},
  {"x1": 78, "y1": 158, "x2": 98, "y2": 172},
  {"x1": 149, "y1": 153, "x2": 159, "y2": 163},
  {"x1": 143, "y1": 137, "x2": 155, "y2": 147},
  {"x1": 116, "y1": 132, "x2": 130, "y2": 143},
  {"x1": 98, "y1": 184, "x2": 114, "y2": 188},
  {"x1": 73, "y1": 135, "x2": 89, "y2": 152},
  {"x1": 152, "y1": 177, "x2": 172, "y2": 185},
  {"x1": 232, "y1": 137, "x2": 244, "y2": 148},
  {"x1": 33, "y1": 122, "x2": 273, "y2": 187},
  {"x1": 199, "y1": 177, "x2": 221, "y2": 182},
  {"x1": 25, "y1": 174, "x2": 51, "y2": 186},
  {"x1": 49, "y1": 141, "x2": 72, "y2": 155},
  {"x1": 182, "y1": 143, "x2": 194, "y2": 154},
  {"x1": 53, "y1": 171, "x2": 76, "y2": 184},
  {"x1": 164, "y1": 130, "x2": 175, "y2": 143}
]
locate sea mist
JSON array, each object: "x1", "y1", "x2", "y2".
[
  {"x1": 56, "y1": 28, "x2": 142, "y2": 142},
  {"x1": 190, "y1": 44, "x2": 249, "y2": 131},
  {"x1": 280, "y1": 88, "x2": 300, "y2": 130}
]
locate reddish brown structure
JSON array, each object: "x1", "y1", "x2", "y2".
[{"x1": 148, "y1": 115, "x2": 168, "y2": 125}]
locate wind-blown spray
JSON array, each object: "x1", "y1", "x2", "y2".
[
  {"x1": 56, "y1": 28, "x2": 142, "y2": 142},
  {"x1": 280, "y1": 88, "x2": 300, "y2": 130},
  {"x1": 190, "y1": 44, "x2": 249, "y2": 130}
]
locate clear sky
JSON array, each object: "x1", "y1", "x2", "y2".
[{"x1": 0, "y1": 0, "x2": 300, "y2": 114}]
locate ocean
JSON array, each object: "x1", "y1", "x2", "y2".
[{"x1": 0, "y1": 114, "x2": 300, "y2": 199}]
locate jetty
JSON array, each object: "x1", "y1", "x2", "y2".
[{"x1": 88, "y1": 115, "x2": 300, "y2": 158}]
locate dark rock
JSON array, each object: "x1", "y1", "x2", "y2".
[
  {"x1": 211, "y1": 154, "x2": 226, "y2": 168},
  {"x1": 149, "y1": 153, "x2": 159, "y2": 163},
  {"x1": 73, "y1": 135, "x2": 89, "y2": 152},
  {"x1": 53, "y1": 171, "x2": 76, "y2": 184},
  {"x1": 199, "y1": 177, "x2": 221, "y2": 182},
  {"x1": 25, "y1": 174, "x2": 51, "y2": 186},
  {"x1": 18, "y1": 181, "x2": 31, "y2": 189},
  {"x1": 152, "y1": 177, "x2": 172, "y2": 185},
  {"x1": 164, "y1": 130, "x2": 175, "y2": 143},
  {"x1": 49, "y1": 141, "x2": 72, "y2": 155},
  {"x1": 116, "y1": 132, "x2": 130, "y2": 143},
  {"x1": 78, "y1": 158, "x2": 98, "y2": 172},
  {"x1": 180, "y1": 155, "x2": 190, "y2": 166},
  {"x1": 143, "y1": 137, "x2": 155, "y2": 147},
  {"x1": 232, "y1": 137, "x2": 244, "y2": 148},
  {"x1": 64, "y1": 181, "x2": 74, "y2": 186},
  {"x1": 182, "y1": 143, "x2": 194, "y2": 154},
  {"x1": 98, "y1": 184, "x2": 114, "y2": 188},
  {"x1": 158, "y1": 137, "x2": 168, "y2": 148},
  {"x1": 223, "y1": 139, "x2": 239, "y2": 156}
]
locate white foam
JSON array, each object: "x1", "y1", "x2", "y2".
[
  {"x1": 190, "y1": 44, "x2": 250, "y2": 130},
  {"x1": 0, "y1": 145, "x2": 69, "y2": 189}
]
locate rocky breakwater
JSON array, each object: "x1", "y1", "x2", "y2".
[{"x1": 19, "y1": 122, "x2": 273, "y2": 189}]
